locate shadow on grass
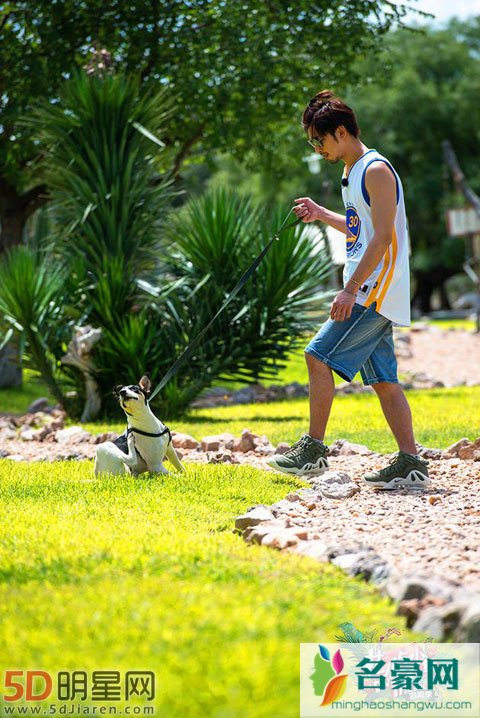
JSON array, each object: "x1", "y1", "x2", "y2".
[{"x1": 182, "y1": 414, "x2": 302, "y2": 424}]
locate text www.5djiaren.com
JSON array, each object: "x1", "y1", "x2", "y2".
[
  {"x1": 2, "y1": 706, "x2": 156, "y2": 715},
  {"x1": 330, "y1": 699, "x2": 473, "y2": 712}
]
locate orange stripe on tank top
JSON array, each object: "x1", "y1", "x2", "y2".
[
  {"x1": 375, "y1": 227, "x2": 398, "y2": 311},
  {"x1": 364, "y1": 242, "x2": 391, "y2": 308}
]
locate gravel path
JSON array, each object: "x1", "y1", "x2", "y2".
[{"x1": 396, "y1": 326, "x2": 480, "y2": 386}]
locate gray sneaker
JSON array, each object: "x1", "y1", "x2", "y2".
[
  {"x1": 363, "y1": 451, "x2": 430, "y2": 490},
  {"x1": 266, "y1": 434, "x2": 329, "y2": 476}
]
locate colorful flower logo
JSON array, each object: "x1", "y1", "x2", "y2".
[{"x1": 310, "y1": 644, "x2": 348, "y2": 707}]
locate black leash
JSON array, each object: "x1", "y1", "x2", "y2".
[{"x1": 148, "y1": 207, "x2": 301, "y2": 403}]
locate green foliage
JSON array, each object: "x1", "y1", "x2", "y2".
[
  {"x1": 0, "y1": 0, "x2": 417, "y2": 190},
  {"x1": 348, "y1": 19, "x2": 480, "y2": 272},
  {"x1": 0, "y1": 459, "x2": 422, "y2": 716},
  {"x1": 2, "y1": 72, "x2": 332, "y2": 418},
  {"x1": 163, "y1": 189, "x2": 332, "y2": 389},
  {"x1": 0, "y1": 245, "x2": 69, "y2": 406},
  {"x1": 26, "y1": 70, "x2": 174, "y2": 323}
]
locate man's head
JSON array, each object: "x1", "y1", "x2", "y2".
[{"x1": 302, "y1": 90, "x2": 360, "y2": 164}]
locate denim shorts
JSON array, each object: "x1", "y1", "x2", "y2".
[{"x1": 304, "y1": 301, "x2": 398, "y2": 385}]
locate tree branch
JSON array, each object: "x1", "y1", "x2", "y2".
[
  {"x1": 19, "y1": 183, "x2": 51, "y2": 218},
  {"x1": 443, "y1": 140, "x2": 480, "y2": 218},
  {"x1": 172, "y1": 124, "x2": 206, "y2": 178}
]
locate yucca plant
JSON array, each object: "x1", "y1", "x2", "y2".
[
  {"x1": 0, "y1": 245, "x2": 70, "y2": 407},
  {"x1": 26, "y1": 69, "x2": 175, "y2": 328},
  {"x1": 161, "y1": 189, "x2": 333, "y2": 389},
  {"x1": 15, "y1": 70, "x2": 177, "y2": 416}
]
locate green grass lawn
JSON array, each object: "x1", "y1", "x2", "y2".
[
  {"x1": 77, "y1": 386, "x2": 479, "y2": 454},
  {"x1": 0, "y1": 459, "x2": 424, "y2": 718}
]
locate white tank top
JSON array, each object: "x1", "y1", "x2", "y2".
[{"x1": 341, "y1": 148, "x2": 411, "y2": 327}]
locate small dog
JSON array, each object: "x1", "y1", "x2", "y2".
[{"x1": 94, "y1": 373, "x2": 185, "y2": 477}]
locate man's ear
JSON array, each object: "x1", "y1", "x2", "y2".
[{"x1": 138, "y1": 373, "x2": 151, "y2": 396}]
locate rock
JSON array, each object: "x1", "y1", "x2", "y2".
[
  {"x1": 238, "y1": 429, "x2": 259, "y2": 453},
  {"x1": 327, "y1": 440, "x2": 373, "y2": 457},
  {"x1": 337, "y1": 441, "x2": 373, "y2": 456},
  {"x1": 19, "y1": 428, "x2": 36, "y2": 441},
  {"x1": 200, "y1": 432, "x2": 236, "y2": 452},
  {"x1": 274, "y1": 442, "x2": 291, "y2": 455},
  {"x1": 397, "y1": 596, "x2": 447, "y2": 628},
  {"x1": 27, "y1": 397, "x2": 52, "y2": 413},
  {"x1": 235, "y1": 506, "x2": 275, "y2": 530},
  {"x1": 384, "y1": 574, "x2": 457, "y2": 603},
  {"x1": 285, "y1": 492, "x2": 302, "y2": 502},
  {"x1": 310, "y1": 470, "x2": 352, "y2": 487},
  {"x1": 418, "y1": 447, "x2": 444, "y2": 460},
  {"x1": 92, "y1": 432, "x2": 119, "y2": 444},
  {"x1": 4, "y1": 454, "x2": 26, "y2": 461},
  {"x1": 428, "y1": 495, "x2": 442, "y2": 505},
  {"x1": 294, "y1": 540, "x2": 330, "y2": 562},
  {"x1": 55, "y1": 426, "x2": 92, "y2": 444},
  {"x1": 458, "y1": 438, "x2": 480, "y2": 460},
  {"x1": 171, "y1": 432, "x2": 200, "y2": 450},
  {"x1": 443, "y1": 437, "x2": 472, "y2": 458},
  {"x1": 320, "y1": 483, "x2": 361, "y2": 500},
  {"x1": 261, "y1": 527, "x2": 307, "y2": 549},
  {"x1": 309, "y1": 470, "x2": 360, "y2": 499},
  {"x1": 456, "y1": 602, "x2": 480, "y2": 642},
  {"x1": 1, "y1": 428, "x2": 16, "y2": 440},
  {"x1": 331, "y1": 549, "x2": 389, "y2": 582},
  {"x1": 30, "y1": 426, "x2": 52, "y2": 442},
  {"x1": 412, "y1": 601, "x2": 469, "y2": 640},
  {"x1": 0, "y1": 449, "x2": 10, "y2": 458},
  {"x1": 207, "y1": 450, "x2": 238, "y2": 464}
]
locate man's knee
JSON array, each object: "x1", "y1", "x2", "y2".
[
  {"x1": 305, "y1": 351, "x2": 329, "y2": 371},
  {"x1": 372, "y1": 381, "x2": 400, "y2": 396}
]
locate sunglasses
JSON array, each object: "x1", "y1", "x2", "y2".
[{"x1": 307, "y1": 135, "x2": 325, "y2": 149}]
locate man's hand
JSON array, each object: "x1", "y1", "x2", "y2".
[
  {"x1": 293, "y1": 197, "x2": 324, "y2": 223},
  {"x1": 330, "y1": 289, "x2": 356, "y2": 321}
]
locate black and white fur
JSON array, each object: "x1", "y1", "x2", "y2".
[{"x1": 94, "y1": 374, "x2": 185, "y2": 477}]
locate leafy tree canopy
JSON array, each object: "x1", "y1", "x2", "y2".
[{"x1": 0, "y1": 0, "x2": 419, "y2": 190}]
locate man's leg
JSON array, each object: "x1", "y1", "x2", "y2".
[
  {"x1": 305, "y1": 352, "x2": 335, "y2": 441},
  {"x1": 371, "y1": 381, "x2": 417, "y2": 454}
]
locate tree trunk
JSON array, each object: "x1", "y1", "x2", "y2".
[
  {"x1": 0, "y1": 337, "x2": 22, "y2": 389},
  {"x1": 0, "y1": 178, "x2": 50, "y2": 388}
]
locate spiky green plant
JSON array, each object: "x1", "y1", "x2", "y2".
[
  {"x1": 26, "y1": 69, "x2": 175, "y2": 328},
  {"x1": 0, "y1": 245, "x2": 69, "y2": 406},
  {"x1": 161, "y1": 189, "x2": 332, "y2": 388}
]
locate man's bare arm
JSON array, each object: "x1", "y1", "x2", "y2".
[{"x1": 293, "y1": 196, "x2": 347, "y2": 234}]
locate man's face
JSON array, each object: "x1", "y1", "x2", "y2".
[{"x1": 307, "y1": 127, "x2": 344, "y2": 164}]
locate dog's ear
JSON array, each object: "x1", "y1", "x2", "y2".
[
  {"x1": 138, "y1": 373, "x2": 151, "y2": 395},
  {"x1": 112, "y1": 385, "x2": 123, "y2": 396}
]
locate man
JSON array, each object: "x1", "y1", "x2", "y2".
[{"x1": 267, "y1": 90, "x2": 430, "y2": 490}]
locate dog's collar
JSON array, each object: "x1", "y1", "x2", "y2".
[{"x1": 127, "y1": 425, "x2": 172, "y2": 443}]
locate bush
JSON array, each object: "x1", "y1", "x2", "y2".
[{"x1": 0, "y1": 71, "x2": 332, "y2": 419}]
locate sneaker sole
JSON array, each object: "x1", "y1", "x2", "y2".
[
  {"x1": 266, "y1": 456, "x2": 329, "y2": 477},
  {"x1": 363, "y1": 469, "x2": 431, "y2": 491}
]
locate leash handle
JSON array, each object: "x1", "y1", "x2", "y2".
[{"x1": 149, "y1": 207, "x2": 302, "y2": 402}]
